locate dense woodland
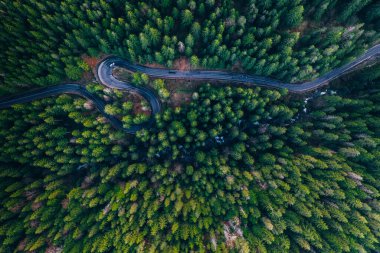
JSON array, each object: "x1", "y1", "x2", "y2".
[
  {"x1": 0, "y1": 0, "x2": 380, "y2": 252},
  {"x1": 0, "y1": 0, "x2": 379, "y2": 94},
  {"x1": 1, "y1": 63, "x2": 379, "y2": 251}
]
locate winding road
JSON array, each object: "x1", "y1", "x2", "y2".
[{"x1": 1, "y1": 44, "x2": 379, "y2": 133}]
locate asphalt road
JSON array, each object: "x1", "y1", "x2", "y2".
[
  {"x1": 0, "y1": 84, "x2": 129, "y2": 131},
  {"x1": 1, "y1": 44, "x2": 379, "y2": 133},
  {"x1": 103, "y1": 44, "x2": 380, "y2": 93}
]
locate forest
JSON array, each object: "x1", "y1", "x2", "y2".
[
  {"x1": 0, "y1": 0, "x2": 379, "y2": 94},
  {"x1": 0, "y1": 0, "x2": 379, "y2": 252}
]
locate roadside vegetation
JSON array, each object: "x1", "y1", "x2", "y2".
[
  {"x1": 0, "y1": 0, "x2": 379, "y2": 252},
  {"x1": 85, "y1": 83, "x2": 151, "y2": 128},
  {"x1": 0, "y1": 0, "x2": 379, "y2": 94},
  {"x1": 0, "y1": 64, "x2": 379, "y2": 252}
]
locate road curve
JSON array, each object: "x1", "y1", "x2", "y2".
[
  {"x1": 0, "y1": 44, "x2": 379, "y2": 133},
  {"x1": 103, "y1": 44, "x2": 380, "y2": 93},
  {"x1": 0, "y1": 84, "x2": 134, "y2": 132}
]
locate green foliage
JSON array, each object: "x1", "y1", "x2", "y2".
[
  {"x1": 152, "y1": 79, "x2": 170, "y2": 101},
  {"x1": 64, "y1": 65, "x2": 82, "y2": 81},
  {"x1": 1, "y1": 67, "x2": 379, "y2": 251},
  {"x1": 284, "y1": 5, "x2": 304, "y2": 28},
  {"x1": 0, "y1": 0, "x2": 378, "y2": 94},
  {"x1": 0, "y1": 0, "x2": 379, "y2": 252}
]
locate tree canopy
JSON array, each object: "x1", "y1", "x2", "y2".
[{"x1": 0, "y1": 0, "x2": 379, "y2": 252}]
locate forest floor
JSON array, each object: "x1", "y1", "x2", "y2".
[
  {"x1": 146, "y1": 58, "x2": 195, "y2": 106},
  {"x1": 291, "y1": 20, "x2": 310, "y2": 35},
  {"x1": 145, "y1": 63, "x2": 166, "y2": 68},
  {"x1": 82, "y1": 55, "x2": 103, "y2": 82},
  {"x1": 173, "y1": 57, "x2": 191, "y2": 70},
  {"x1": 145, "y1": 57, "x2": 191, "y2": 70},
  {"x1": 166, "y1": 79, "x2": 196, "y2": 107},
  {"x1": 113, "y1": 68, "x2": 196, "y2": 107},
  {"x1": 131, "y1": 93, "x2": 151, "y2": 115},
  {"x1": 114, "y1": 91, "x2": 151, "y2": 116},
  {"x1": 82, "y1": 55, "x2": 99, "y2": 69},
  {"x1": 112, "y1": 67, "x2": 133, "y2": 82}
]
